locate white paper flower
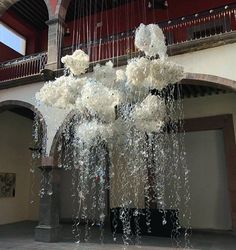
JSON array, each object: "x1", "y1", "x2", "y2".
[
  {"x1": 134, "y1": 23, "x2": 152, "y2": 54},
  {"x1": 147, "y1": 59, "x2": 184, "y2": 90},
  {"x1": 126, "y1": 57, "x2": 150, "y2": 87},
  {"x1": 116, "y1": 69, "x2": 127, "y2": 83},
  {"x1": 75, "y1": 120, "x2": 113, "y2": 145},
  {"x1": 93, "y1": 61, "x2": 116, "y2": 88},
  {"x1": 76, "y1": 80, "x2": 122, "y2": 122},
  {"x1": 131, "y1": 94, "x2": 166, "y2": 132},
  {"x1": 148, "y1": 24, "x2": 167, "y2": 60},
  {"x1": 36, "y1": 75, "x2": 87, "y2": 109},
  {"x1": 61, "y1": 49, "x2": 89, "y2": 76},
  {"x1": 135, "y1": 23, "x2": 167, "y2": 59}
]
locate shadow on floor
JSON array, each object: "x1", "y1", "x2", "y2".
[{"x1": 0, "y1": 221, "x2": 236, "y2": 250}]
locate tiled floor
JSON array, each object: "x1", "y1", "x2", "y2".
[{"x1": 0, "y1": 221, "x2": 236, "y2": 250}]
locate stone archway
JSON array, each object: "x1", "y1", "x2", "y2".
[
  {"x1": 0, "y1": 100, "x2": 47, "y2": 228},
  {"x1": 180, "y1": 74, "x2": 236, "y2": 231},
  {"x1": 35, "y1": 109, "x2": 76, "y2": 243},
  {"x1": 0, "y1": 0, "x2": 50, "y2": 17},
  {"x1": 45, "y1": 110, "x2": 112, "y2": 238},
  {"x1": 183, "y1": 73, "x2": 236, "y2": 92},
  {"x1": 49, "y1": 110, "x2": 76, "y2": 158},
  {"x1": 0, "y1": 100, "x2": 47, "y2": 147},
  {"x1": 53, "y1": 0, "x2": 72, "y2": 20}
]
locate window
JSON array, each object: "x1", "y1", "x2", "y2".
[{"x1": 0, "y1": 22, "x2": 26, "y2": 55}]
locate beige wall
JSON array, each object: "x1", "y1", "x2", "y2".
[
  {"x1": 181, "y1": 93, "x2": 236, "y2": 229},
  {"x1": 183, "y1": 93, "x2": 236, "y2": 132},
  {"x1": 182, "y1": 130, "x2": 231, "y2": 230},
  {"x1": 108, "y1": 93, "x2": 236, "y2": 229},
  {"x1": 0, "y1": 111, "x2": 39, "y2": 225}
]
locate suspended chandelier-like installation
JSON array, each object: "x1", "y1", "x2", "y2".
[{"x1": 36, "y1": 22, "x2": 190, "y2": 247}]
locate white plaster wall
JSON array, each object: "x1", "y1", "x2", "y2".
[
  {"x1": 0, "y1": 111, "x2": 39, "y2": 224},
  {"x1": 171, "y1": 43, "x2": 236, "y2": 82},
  {"x1": 181, "y1": 130, "x2": 231, "y2": 230}
]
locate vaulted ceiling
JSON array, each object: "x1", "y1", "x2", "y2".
[
  {"x1": 65, "y1": 0, "x2": 167, "y2": 21},
  {"x1": 8, "y1": 0, "x2": 48, "y2": 30},
  {"x1": 65, "y1": 0, "x2": 135, "y2": 21}
]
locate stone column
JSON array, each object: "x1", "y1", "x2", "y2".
[
  {"x1": 35, "y1": 157, "x2": 61, "y2": 242},
  {"x1": 46, "y1": 16, "x2": 65, "y2": 71}
]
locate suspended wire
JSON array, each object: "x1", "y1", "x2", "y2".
[{"x1": 72, "y1": 0, "x2": 78, "y2": 52}]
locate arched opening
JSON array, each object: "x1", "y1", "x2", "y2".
[
  {"x1": 0, "y1": 0, "x2": 49, "y2": 82},
  {"x1": 0, "y1": 101, "x2": 46, "y2": 237},
  {"x1": 179, "y1": 79, "x2": 236, "y2": 231},
  {"x1": 49, "y1": 112, "x2": 111, "y2": 241}
]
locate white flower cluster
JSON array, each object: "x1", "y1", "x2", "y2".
[
  {"x1": 129, "y1": 23, "x2": 184, "y2": 91},
  {"x1": 76, "y1": 80, "x2": 122, "y2": 122},
  {"x1": 147, "y1": 59, "x2": 185, "y2": 90},
  {"x1": 75, "y1": 120, "x2": 113, "y2": 145},
  {"x1": 135, "y1": 23, "x2": 167, "y2": 60},
  {"x1": 61, "y1": 49, "x2": 89, "y2": 76},
  {"x1": 116, "y1": 69, "x2": 127, "y2": 83},
  {"x1": 93, "y1": 61, "x2": 116, "y2": 88},
  {"x1": 36, "y1": 75, "x2": 86, "y2": 109},
  {"x1": 126, "y1": 57, "x2": 150, "y2": 86},
  {"x1": 131, "y1": 95, "x2": 166, "y2": 132},
  {"x1": 126, "y1": 58, "x2": 184, "y2": 91},
  {"x1": 36, "y1": 23, "x2": 185, "y2": 142}
]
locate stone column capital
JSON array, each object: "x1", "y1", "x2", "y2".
[{"x1": 46, "y1": 16, "x2": 65, "y2": 26}]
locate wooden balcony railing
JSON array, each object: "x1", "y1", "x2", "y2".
[
  {"x1": 1, "y1": 4, "x2": 236, "y2": 84},
  {"x1": 63, "y1": 4, "x2": 236, "y2": 62},
  {"x1": 160, "y1": 4, "x2": 236, "y2": 45},
  {"x1": 0, "y1": 52, "x2": 47, "y2": 83}
]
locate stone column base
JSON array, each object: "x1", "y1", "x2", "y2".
[{"x1": 35, "y1": 225, "x2": 61, "y2": 242}]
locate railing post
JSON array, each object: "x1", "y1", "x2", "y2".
[{"x1": 46, "y1": 16, "x2": 65, "y2": 71}]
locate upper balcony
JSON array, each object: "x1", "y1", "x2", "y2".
[
  {"x1": 0, "y1": 0, "x2": 48, "y2": 87},
  {"x1": 62, "y1": 2, "x2": 236, "y2": 61},
  {"x1": 1, "y1": 1, "x2": 236, "y2": 86}
]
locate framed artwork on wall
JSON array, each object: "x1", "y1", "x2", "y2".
[{"x1": 0, "y1": 173, "x2": 16, "y2": 198}]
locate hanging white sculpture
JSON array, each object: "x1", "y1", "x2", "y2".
[{"x1": 36, "y1": 23, "x2": 185, "y2": 144}]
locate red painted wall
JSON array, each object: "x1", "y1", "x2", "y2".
[
  {"x1": 64, "y1": 0, "x2": 236, "y2": 47},
  {"x1": 167, "y1": 0, "x2": 236, "y2": 19},
  {"x1": 0, "y1": 42, "x2": 22, "y2": 63}
]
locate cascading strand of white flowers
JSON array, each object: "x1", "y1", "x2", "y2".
[{"x1": 36, "y1": 23, "x2": 187, "y2": 244}]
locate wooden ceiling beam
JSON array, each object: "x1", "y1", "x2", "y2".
[{"x1": 10, "y1": 0, "x2": 48, "y2": 30}]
